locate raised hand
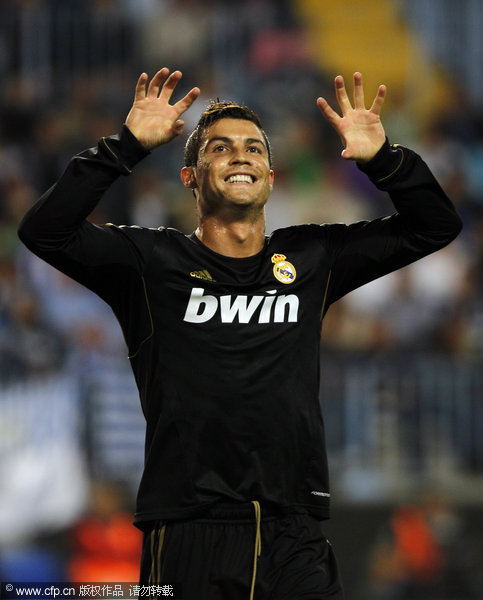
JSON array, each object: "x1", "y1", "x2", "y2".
[
  {"x1": 125, "y1": 68, "x2": 200, "y2": 150},
  {"x1": 317, "y1": 72, "x2": 386, "y2": 163}
]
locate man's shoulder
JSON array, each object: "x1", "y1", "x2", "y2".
[
  {"x1": 269, "y1": 223, "x2": 334, "y2": 243},
  {"x1": 104, "y1": 223, "x2": 190, "y2": 242},
  {"x1": 100, "y1": 224, "x2": 198, "y2": 259}
]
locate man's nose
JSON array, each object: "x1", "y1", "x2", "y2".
[{"x1": 230, "y1": 146, "x2": 251, "y2": 163}]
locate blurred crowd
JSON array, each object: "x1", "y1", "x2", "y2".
[
  {"x1": 366, "y1": 493, "x2": 483, "y2": 599},
  {"x1": 0, "y1": 0, "x2": 481, "y2": 387},
  {"x1": 0, "y1": 0, "x2": 482, "y2": 593}
]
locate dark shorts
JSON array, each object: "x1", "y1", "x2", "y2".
[{"x1": 139, "y1": 502, "x2": 344, "y2": 600}]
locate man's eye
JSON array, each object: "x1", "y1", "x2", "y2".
[
  {"x1": 248, "y1": 146, "x2": 261, "y2": 153},
  {"x1": 213, "y1": 145, "x2": 227, "y2": 152}
]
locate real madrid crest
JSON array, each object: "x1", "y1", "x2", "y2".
[{"x1": 271, "y1": 253, "x2": 296, "y2": 284}]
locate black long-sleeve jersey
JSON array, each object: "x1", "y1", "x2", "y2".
[{"x1": 18, "y1": 126, "x2": 462, "y2": 528}]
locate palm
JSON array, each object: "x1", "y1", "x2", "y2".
[
  {"x1": 125, "y1": 69, "x2": 200, "y2": 150},
  {"x1": 317, "y1": 72, "x2": 387, "y2": 162}
]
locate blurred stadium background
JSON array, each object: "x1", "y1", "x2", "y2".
[{"x1": 0, "y1": 0, "x2": 482, "y2": 597}]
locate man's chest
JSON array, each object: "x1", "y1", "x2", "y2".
[{"x1": 143, "y1": 238, "x2": 330, "y2": 330}]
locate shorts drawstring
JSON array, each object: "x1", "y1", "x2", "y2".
[{"x1": 250, "y1": 500, "x2": 262, "y2": 600}]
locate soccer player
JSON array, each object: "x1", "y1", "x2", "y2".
[{"x1": 18, "y1": 68, "x2": 462, "y2": 599}]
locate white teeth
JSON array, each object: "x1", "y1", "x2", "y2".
[{"x1": 227, "y1": 174, "x2": 253, "y2": 184}]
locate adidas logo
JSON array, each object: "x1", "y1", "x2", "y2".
[{"x1": 190, "y1": 269, "x2": 215, "y2": 282}]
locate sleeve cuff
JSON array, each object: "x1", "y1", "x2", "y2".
[
  {"x1": 357, "y1": 138, "x2": 404, "y2": 184},
  {"x1": 118, "y1": 124, "x2": 151, "y2": 170},
  {"x1": 99, "y1": 125, "x2": 151, "y2": 175}
]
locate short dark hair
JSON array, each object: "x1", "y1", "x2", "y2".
[{"x1": 184, "y1": 100, "x2": 273, "y2": 167}]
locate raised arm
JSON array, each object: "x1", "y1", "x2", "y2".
[
  {"x1": 18, "y1": 69, "x2": 200, "y2": 285},
  {"x1": 315, "y1": 73, "x2": 462, "y2": 306}
]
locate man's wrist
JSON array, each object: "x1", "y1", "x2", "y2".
[
  {"x1": 357, "y1": 138, "x2": 404, "y2": 183},
  {"x1": 99, "y1": 125, "x2": 151, "y2": 175},
  {"x1": 121, "y1": 124, "x2": 152, "y2": 160}
]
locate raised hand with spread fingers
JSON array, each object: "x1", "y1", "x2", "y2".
[
  {"x1": 317, "y1": 72, "x2": 387, "y2": 163},
  {"x1": 125, "y1": 68, "x2": 200, "y2": 150}
]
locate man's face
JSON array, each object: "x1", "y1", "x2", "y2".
[{"x1": 182, "y1": 118, "x2": 274, "y2": 217}]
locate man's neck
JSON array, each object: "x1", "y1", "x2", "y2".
[{"x1": 195, "y1": 215, "x2": 266, "y2": 258}]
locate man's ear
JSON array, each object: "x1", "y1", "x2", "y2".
[{"x1": 181, "y1": 166, "x2": 198, "y2": 189}]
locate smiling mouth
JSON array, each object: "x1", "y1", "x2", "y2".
[{"x1": 225, "y1": 174, "x2": 256, "y2": 184}]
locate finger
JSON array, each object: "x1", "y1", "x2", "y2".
[
  {"x1": 173, "y1": 119, "x2": 185, "y2": 135},
  {"x1": 174, "y1": 87, "x2": 201, "y2": 116},
  {"x1": 147, "y1": 67, "x2": 170, "y2": 98},
  {"x1": 316, "y1": 97, "x2": 341, "y2": 128},
  {"x1": 134, "y1": 72, "x2": 148, "y2": 102},
  {"x1": 159, "y1": 70, "x2": 183, "y2": 103},
  {"x1": 334, "y1": 75, "x2": 352, "y2": 115},
  {"x1": 353, "y1": 72, "x2": 365, "y2": 110},
  {"x1": 369, "y1": 84, "x2": 387, "y2": 115}
]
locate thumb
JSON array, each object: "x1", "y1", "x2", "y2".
[{"x1": 341, "y1": 148, "x2": 351, "y2": 160}]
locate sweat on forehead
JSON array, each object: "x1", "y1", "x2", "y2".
[{"x1": 184, "y1": 101, "x2": 273, "y2": 167}]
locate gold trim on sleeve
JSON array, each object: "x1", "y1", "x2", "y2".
[
  {"x1": 375, "y1": 145, "x2": 404, "y2": 183},
  {"x1": 101, "y1": 137, "x2": 133, "y2": 174}
]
